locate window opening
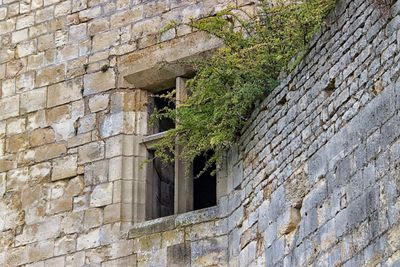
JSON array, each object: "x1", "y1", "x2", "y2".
[
  {"x1": 193, "y1": 151, "x2": 217, "y2": 210},
  {"x1": 148, "y1": 149, "x2": 175, "y2": 219},
  {"x1": 153, "y1": 88, "x2": 175, "y2": 134},
  {"x1": 142, "y1": 77, "x2": 217, "y2": 222}
]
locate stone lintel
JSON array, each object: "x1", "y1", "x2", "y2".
[{"x1": 118, "y1": 31, "x2": 222, "y2": 91}]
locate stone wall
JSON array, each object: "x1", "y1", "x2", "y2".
[{"x1": 0, "y1": 0, "x2": 400, "y2": 266}]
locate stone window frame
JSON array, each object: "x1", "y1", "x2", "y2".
[
  {"x1": 117, "y1": 32, "x2": 227, "y2": 223},
  {"x1": 140, "y1": 76, "x2": 194, "y2": 220}
]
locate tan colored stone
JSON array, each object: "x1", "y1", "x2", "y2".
[
  {"x1": 7, "y1": 133, "x2": 29, "y2": 153},
  {"x1": 16, "y1": 40, "x2": 36, "y2": 58},
  {"x1": 78, "y1": 141, "x2": 104, "y2": 164},
  {"x1": 46, "y1": 105, "x2": 71, "y2": 124},
  {"x1": 52, "y1": 155, "x2": 77, "y2": 181},
  {"x1": 76, "y1": 228, "x2": 101, "y2": 250},
  {"x1": 30, "y1": 128, "x2": 56, "y2": 147},
  {"x1": 54, "y1": 235, "x2": 76, "y2": 256},
  {"x1": 36, "y1": 64, "x2": 65, "y2": 87},
  {"x1": 110, "y1": 7, "x2": 142, "y2": 28},
  {"x1": 84, "y1": 208, "x2": 102, "y2": 229},
  {"x1": 83, "y1": 69, "x2": 115, "y2": 95},
  {"x1": 104, "y1": 203, "x2": 121, "y2": 224},
  {"x1": 35, "y1": 143, "x2": 67, "y2": 162},
  {"x1": 92, "y1": 30, "x2": 119, "y2": 52},
  {"x1": 20, "y1": 87, "x2": 47, "y2": 114},
  {"x1": 0, "y1": 95, "x2": 19, "y2": 121},
  {"x1": 90, "y1": 182, "x2": 113, "y2": 207},
  {"x1": 47, "y1": 78, "x2": 82, "y2": 108},
  {"x1": 61, "y1": 211, "x2": 84, "y2": 234},
  {"x1": 6, "y1": 118, "x2": 26, "y2": 135},
  {"x1": 38, "y1": 34, "x2": 54, "y2": 52},
  {"x1": 88, "y1": 18, "x2": 109, "y2": 35},
  {"x1": 88, "y1": 94, "x2": 109, "y2": 112}
]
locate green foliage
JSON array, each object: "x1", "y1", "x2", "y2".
[{"x1": 153, "y1": 0, "x2": 336, "y2": 166}]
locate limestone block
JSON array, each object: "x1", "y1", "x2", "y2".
[
  {"x1": 110, "y1": 7, "x2": 142, "y2": 28},
  {"x1": 102, "y1": 255, "x2": 137, "y2": 267},
  {"x1": 65, "y1": 251, "x2": 85, "y2": 267},
  {"x1": 36, "y1": 6, "x2": 54, "y2": 23},
  {"x1": 88, "y1": 94, "x2": 109, "y2": 113},
  {"x1": 92, "y1": 30, "x2": 119, "y2": 52},
  {"x1": 69, "y1": 24, "x2": 87, "y2": 42},
  {"x1": 100, "y1": 112, "x2": 124, "y2": 138},
  {"x1": 47, "y1": 78, "x2": 82, "y2": 108},
  {"x1": 84, "y1": 208, "x2": 103, "y2": 229},
  {"x1": 6, "y1": 167, "x2": 29, "y2": 191},
  {"x1": 52, "y1": 155, "x2": 78, "y2": 181},
  {"x1": 0, "y1": 95, "x2": 19, "y2": 121},
  {"x1": 38, "y1": 34, "x2": 54, "y2": 52},
  {"x1": 16, "y1": 40, "x2": 36, "y2": 58},
  {"x1": 44, "y1": 256, "x2": 65, "y2": 266},
  {"x1": 105, "y1": 135, "x2": 123, "y2": 158},
  {"x1": 77, "y1": 114, "x2": 96, "y2": 134},
  {"x1": 29, "y1": 162, "x2": 52, "y2": 181},
  {"x1": 1, "y1": 78, "x2": 16, "y2": 97},
  {"x1": 88, "y1": 18, "x2": 109, "y2": 35},
  {"x1": 46, "y1": 105, "x2": 71, "y2": 124},
  {"x1": 7, "y1": 133, "x2": 29, "y2": 153},
  {"x1": 78, "y1": 141, "x2": 104, "y2": 164},
  {"x1": 6, "y1": 118, "x2": 26, "y2": 135},
  {"x1": 61, "y1": 211, "x2": 84, "y2": 234},
  {"x1": 54, "y1": 235, "x2": 77, "y2": 256},
  {"x1": 55, "y1": 1, "x2": 72, "y2": 17},
  {"x1": 83, "y1": 160, "x2": 109, "y2": 186},
  {"x1": 20, "y1": 87, "x2": 47, "y2": 114},
  {"x1": 72, "y1": 0, "x2": 87, "y2": 13},
  {"x1": 35, "y1": 143, "x2": 67, "y2": 162},
  {"x1": 26, "y1": 240, "x2": 54, "y2": 263},
  {"x1": 83, "y1": 69, "x2": 115, "y2": 95},
  {"x1": 12, "y1": 29, "x2": 29, "y2": 44},
  {"x1": 278, "y1": 207, "x2": 302, "y2": 236},
  {"x1": 78, "y1": 6, "x2": 101, "y2": 22},
  {"x1": 30, "y1": 128, "x2": 56, "y2": 147},
  {"x1": 36, "y1": 64, "x2": 65, "y2": 87},
  {"x1": 76, "y1": 228, "x2": 101, "y2": 250},
  {"x1": 90, "y1": 182, "x2": 113, "y2": 207},
  {"x1": 16, "y1": 216, "x2": 61, "y2": 246},
  {"x1": 27, "y1": 110, "x2": 47, "y2": 131},
  {"x1": 67, "y1": 132, "x2": 91, "y2": 148},
  {"x1": 104, "y1": 203, "x2": 121, "y2": 224}
]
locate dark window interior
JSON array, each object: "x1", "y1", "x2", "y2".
[
  {"x1": 193, "y1": 151, "x2": 217, "y2": 210},
  {"x1": 149, "y1": 149, "x2": 175, "y2": 219},
  {"x1": 153, "y1": 88, "x2": 175, "y2": 133}
]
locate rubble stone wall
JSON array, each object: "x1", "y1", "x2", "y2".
[{"x1": 0, "y1": 0, "x2": 400, "y2": 266}]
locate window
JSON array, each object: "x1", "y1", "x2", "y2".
[{"x1": 141, "y1": 77, "x2": 217, "y2": 220}]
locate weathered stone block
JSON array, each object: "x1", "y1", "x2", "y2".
[
  {"x1": 30, "y1": 128, "x2": 55, "y2": 147},
  {"x1": 83, "y1": 69, "x2": 115, "y2": 95},
  {"x1": 0, "y1": 95, "x2": 19, "y2": 121},
  {"x1": 47, "y1": 78, "x2": 82, "y2": 108},
  {"x1": 78, "y1": 141, "x2": 104, "y2": 164},
  {"x1": 90, "y1": 182, "x2": 113, "y2": 207},
  {"x1": 52, "y1": 155, "x2": 78, "y2": 181},
  {"x1": 88, "y1": 94, "x2": 109, "y2": 113},
  {"x1": 76, "y1": 228, "x2": 101, "y2": 250},
  {"x1": 35, "y1": 143, "x2": 67, "y2": 162}
]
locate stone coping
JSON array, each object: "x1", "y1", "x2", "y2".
[{"x1": 128, "y1": 205, "x2": 219, "y2": 238}]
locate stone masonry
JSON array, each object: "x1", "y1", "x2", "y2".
[{"x1": 0, "y1": 0, "x2": 400, "y2": 266}]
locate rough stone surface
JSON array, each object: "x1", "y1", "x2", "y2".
[{"x1": 0, "y1": 0, "x2": 399, "y2": 266}]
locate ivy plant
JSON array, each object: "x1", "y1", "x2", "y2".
[{"x1": 152, "y1": 0, "x2": 337, "y2": 168}]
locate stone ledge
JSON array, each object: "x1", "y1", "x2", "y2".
[{"x1": 128, "y1": 206, "x2": 219, "y2": 239}]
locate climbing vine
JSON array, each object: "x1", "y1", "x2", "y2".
[{"x1": 152, "y1": 0, "x2": 337, "y2": 166}]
